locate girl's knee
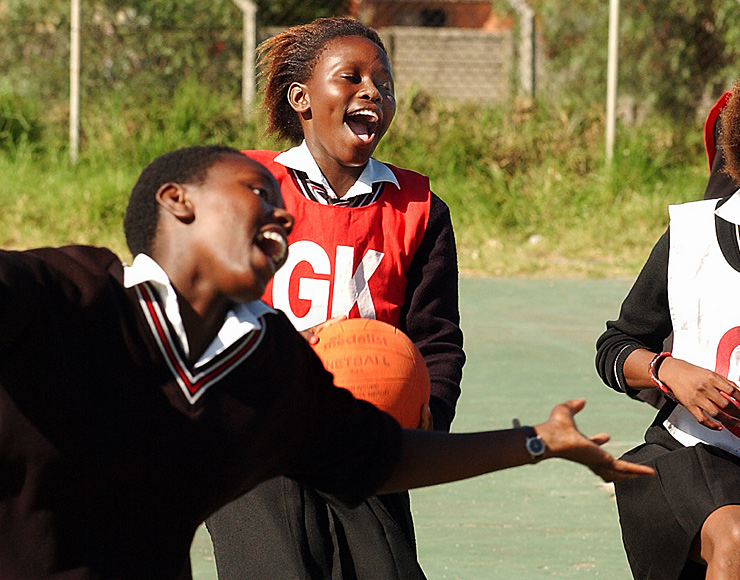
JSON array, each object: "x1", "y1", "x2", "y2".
[{"x1": 701, "y1": 505, "x2": 740, "y2": 563}]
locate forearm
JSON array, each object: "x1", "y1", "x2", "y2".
[
  {"x1": 622, "y1": 348, "x2": 660, "y2": 389},
  {"x1": 379, "y1": 428, "x2": 532, "y2": 493},
  {"x1": 622, "y1": 348, "x2": 740, "y2": 431},
  {"x1": 378, "y1": 400, "x2": 655, "y2": 494}
]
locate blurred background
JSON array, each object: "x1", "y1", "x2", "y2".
[
  {"x1": 5, "y1": 0, "x2": 739, "y2": 121},
  {"x1": 2, "y1": 0, "x2": 740, "y2": 276}
]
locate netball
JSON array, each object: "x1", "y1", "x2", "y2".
[{"x1": 311, "y1": 318, "x2": 430, "y2": 428}]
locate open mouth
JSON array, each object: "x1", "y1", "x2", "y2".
[
  {"x1": 256, "y1": 228, "x2": 288, "y2": 271},
  {"x1": 345, "y1": 109, "x2": 379, "y2": 144}
]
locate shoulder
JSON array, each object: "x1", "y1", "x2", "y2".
[
  {"x1": 48, "y1": 245, "x2": 123, "y2": 280},
  {"x1": 0, "y1": 246, "x2": 125, "y2": 327},
  {"x1": 2, "y1": 245, "x2": 121, "y2": 276},
  {"x1": 382, "y1": 163, "x2": 431, "y2": 192},
  {"x1": 8, "y1": 245, "x2": 124, "y2": 298},
  {"x1": 669, "y1": 197, "x2": 718, "y2": 217},
  {"x1": 242, "y1": 150, "x2": 280, "y2": 164},
  {"x1": 430, "y1": 192, "x2": 451, "y2": 218},
  {"x1": 242, "y1": 150, "x2": 294, "y2": 184},
  {"x1": 56, "y1": 245, "x2": 122, "y2": 269}
]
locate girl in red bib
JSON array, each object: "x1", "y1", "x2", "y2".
[{"x1": 207, "y1": 17, "x2": 465, "y2": 580}]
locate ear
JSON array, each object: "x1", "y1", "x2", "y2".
[
  {"x1": 155, "y1": 183, "x2": 195, "y2": 223},
  {"x1": 287, "y1": 82, "x2": 310, "y2": 114}
]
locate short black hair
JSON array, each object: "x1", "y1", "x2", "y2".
[{"x1": 124, "y1": 145, "x2": 243, "y2": 257}]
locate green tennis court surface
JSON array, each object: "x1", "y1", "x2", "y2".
[{"x1": 191, "y1": 278, "x2": 656, "y2": 579}]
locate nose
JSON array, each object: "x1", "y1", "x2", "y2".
[{"x1": 359, "y1": 77, "x2": 381, "y2": 103}]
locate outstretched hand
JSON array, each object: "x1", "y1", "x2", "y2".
[
  {"x1": 380, "y1": 399, "x2": 653, "y2": 494},
  {"x1": 535, "y1": 399, "x2": 655, "y2": 483}
]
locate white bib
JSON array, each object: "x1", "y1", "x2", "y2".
[{"x1": 666, "y1": 198, "x2": 740, "y2": 456}]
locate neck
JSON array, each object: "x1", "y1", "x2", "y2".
[
  {"x1": 156, "y1": 249, "x2": 230, "y2": 362},
  {"x1": 304, "y1": 143, "x2": 366, "y2": 198},
  {"x1": 323, "y1": 167, "x2": 363, "y2": 198},
  {"x1": 175, "y1": 288, "x2": 229, "y2": 362}
]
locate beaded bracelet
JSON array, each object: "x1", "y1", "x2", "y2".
[{"x1": 649, "y1": 351, "x2": 677, "y2": 401}]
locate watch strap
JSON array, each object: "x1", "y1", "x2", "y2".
[{"x1": 513, "y1": 419, "x2": 546, "y2": 462}]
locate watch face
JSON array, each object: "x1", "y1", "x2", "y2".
[{"x1": 527, "y1": 437, "x2": 546, "y2": 456}]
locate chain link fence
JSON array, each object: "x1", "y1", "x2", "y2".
[
  {"x1": 2, "y1": 1, "x2": 533, "y2": 118},
  {"x1": 2, "y1": 0, "x2": 740, "y2": 156}
]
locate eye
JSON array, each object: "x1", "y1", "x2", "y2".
[
  {"x1": 251, "y1": 184, "x2": 284, "y2": 209},
  {"x1": 374, "y1": 74, "x2": 394, "y2": 92},
  {"x1": 341, "y1": 72, "x2": 361, "y2": 83}
]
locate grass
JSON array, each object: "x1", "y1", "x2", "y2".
[
  {"x1": 0, "y1": 149, "x2": 135, "y2": 258},
  {"x1": 376, "y1": 96, "x2": 708, "y2": 277},
  {"x1": 0, "y1": 86, "x2": 712, "y2": 278}
]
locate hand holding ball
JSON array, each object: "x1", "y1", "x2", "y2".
[{"x1": 311, "y1": 318, "x2": 430, "y2": 428}]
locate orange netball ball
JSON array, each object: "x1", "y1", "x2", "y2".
[{"x1": 311, "y1": 318, "x2": 430, "y2": 428}]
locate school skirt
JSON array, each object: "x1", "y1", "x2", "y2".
[
  {"x1": 206, "y1": 476, "x2": 427, "y2": 580},
  {"x1": 615, "y1": 424, "x2": 740, "y2": 580}
]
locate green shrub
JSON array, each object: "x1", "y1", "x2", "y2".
[
  {"x1": 0, "y1": 84, "x2": 710, "y2": 277},
  {"x1": 0, "y1": 85, "x2": 43, "y2": 151},
  {"x1": 76, "y1": 75, "x2": 250, "y2": 166}
]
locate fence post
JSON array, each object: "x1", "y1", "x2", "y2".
[
  {"x1": 605, "y1": 0, "x2": 619, "y2": 165},
  {"x1": 232, "y1": 0, "x2": 257, "y2": 119},
  {"x1": 506, "y1": 0, "x2": 535, "y2": 97},
  {"x1": 69, "y1": 0, "x2": 80, "y2": 164}
]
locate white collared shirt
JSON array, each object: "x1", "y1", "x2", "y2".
[
  {"x1": 714, "y1": 188, "x2": 740, "y2": 224},
  {"x1": 275, "y1": 141, "x2": 399, "y2": 201},
  {"x1": 123, "y1": 254, "x2": 273, "y2": 367}
]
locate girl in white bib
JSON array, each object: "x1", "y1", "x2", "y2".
[{"x1": 596, "y1": 80, "x2": 740, "y2": 580}]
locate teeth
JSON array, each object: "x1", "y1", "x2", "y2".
[
  {"x1": 348, "y1": 110, "x2": 379, "y2": 122},
  {"x1": 257, "y1": 230, "x2": 287, "y2": 266},
  {"x1": 261, "y1": 231, "x2": 282, "y2": 243}
]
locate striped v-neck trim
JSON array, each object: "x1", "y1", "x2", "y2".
[
  {"x1": 135, "y1": 282, "x2": 265, "y2": 404},
  {"x1": 291, "y1": 169, "x2": 385, "y2": 207}
]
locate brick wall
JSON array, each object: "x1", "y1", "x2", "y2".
[{"x1": 379, "y1": 27, "x2": 514, "y2": 104}]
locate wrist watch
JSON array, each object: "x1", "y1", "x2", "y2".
[{"x1": 513, "y1": 419, "x2": 546, "y2": 462}]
